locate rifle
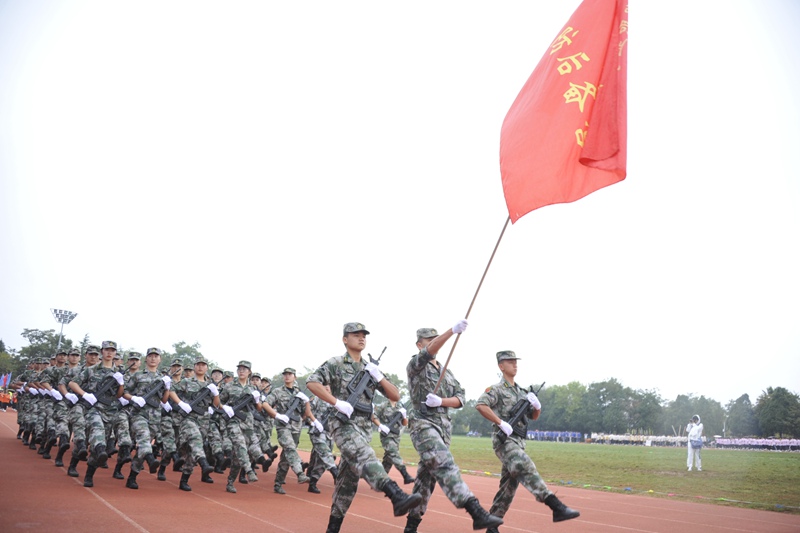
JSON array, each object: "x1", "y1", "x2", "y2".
[
  {"x1": 277, "y1": 388, "x2": 310, "y2": 426},
  {"x1": 498, "y1": 381, "x2": 545, "y2": 442},
  {"x1": 81, "y1": 363, "x2": 135, "y2": 409},
  {"x1": 136, "y1": 368, "x2": 182, "y2": 410},
  {"x1": 181, "y1": 382, "x2": 216, "y2": 416},
  {"x1": 386, "y1": 401, "x2": 411, "y2": 435},
  {"x1": 335, "y1": 346, "x2": 386, "y2": 423},
  {"x1": 308, "y1": 402, "x2": 333, "y2": 435},
  {"x1": 229, "y1": 391, "x2": 257, "y2": 422}
]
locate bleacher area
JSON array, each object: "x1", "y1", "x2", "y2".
[{"x1": 526, "y1": 430, "x2": 582, "y2": 442}]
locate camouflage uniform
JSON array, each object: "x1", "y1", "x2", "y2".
[
  {"x1": 219, "y1": 378, "x2": 260, "y2": 475},
  {"x1": 125, "y1": 366, "x2": 165, "y2": 471},
  {"x1": 374, "y1": 401, "x2": 407, "y2": 473},
  {"x1": 70, "y1": 361, "x2": 122, "y2": 461},
  {"x1": 171, "y1": 376, "x2": 214, "y2": 474},
  {"x1": 307, "y1": 352, "x2": 391, "y2": 518},
  {"x1": 266, "y1": 378, "x2": 309, "y2": 484},
  {"x1": 307, "y1": 395, "x2": 337, "y2": 480},
  {"x1": 406, "y1": 341, "x2": 473, "y2": 518}
]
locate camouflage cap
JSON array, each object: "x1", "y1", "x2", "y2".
[
  {"x1": 416, "y1": 328, "x2": 438, "y2": 340},
  {"x1": 282, "y1": 367, "x2": 296, "y2": 375},
  {"x1": 50, "y1": 354, "x2": 56, "y2": 359},
  {"x1": 68, "y1": 348, "x2": 81, "y2": 356},
  {"x1": 86, "y1": 345, "x2": 101, "y2": 355},
  {"x1": 193, "y1": 355, "x2": 208, "y2": 365},
  {"x1": 496, "y1": 350, "x2": 521, "y2": 363},
  {"x1": 343, "y1": 322, "x2": 370, "y2": 335},
  {"x1": 236, "y1": 360, "x2": 252, "y2": 370},
  {"x1": 251, "y1": 373, "x2": 261, "y2": 379},
  {"x1": 210, "y1": 367, "x2": 223, "y2": 374},
  {"x1": 113, "y1": 353, "x2": 123, "y2": 360},
  {"x1": 223, "y1": 370, "x2": 233, "y2": 378},
  {"x1": 169, "y1": 358, "x2": 183, "y2": 367},
  {"x1": 101, "y1": 340, "x2": 117, "y2": 350},
  {"x1": 127, "y1": 351, "x2": 142, "y2": 360},
  {"x1": 146, "y1": 347, "x2": 162, "y2": 356},
  {"x1": 56, "y1": 348, "x2": 67, "y2": 355}
]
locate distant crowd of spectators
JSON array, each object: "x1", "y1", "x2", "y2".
[
  {"x1": 714, "y1": 438, "x2": 799, "y2": 451},
  {"x1": 526, "y1": 430, "x2": 581, "y2": 442}
]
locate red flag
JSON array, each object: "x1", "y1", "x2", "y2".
[{"x1": 500, "y1": 0, "x2": 628, "y2": 223}]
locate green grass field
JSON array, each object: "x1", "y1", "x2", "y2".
[{"x1": 299, "y1": 433, "x2": 800, "y2": 513}]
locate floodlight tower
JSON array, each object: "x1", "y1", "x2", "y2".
[{"x1": 51, "y1": 309, "x2": 78, "y2": 350}]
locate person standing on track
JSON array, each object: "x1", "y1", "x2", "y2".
[
  {"x1": 475, "y1": 350, "x2": 580, "y2": 529},
  {"x1": 687, "y1": 415, "x2": 704, "y2": 472}
]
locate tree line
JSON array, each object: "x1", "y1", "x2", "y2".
[{"x1": 2, "y1": 330, "x2": 797, "y2": 438}]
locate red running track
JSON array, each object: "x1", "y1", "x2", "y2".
[{"x1": 1, "y1": 411, "x2": 798, "y2": 532}]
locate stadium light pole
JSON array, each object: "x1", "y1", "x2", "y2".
[{"x1": 51, "y1": 309, "x2": 78, "y2": 350}]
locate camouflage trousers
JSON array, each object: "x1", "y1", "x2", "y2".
[
  {"x1": 130, "y1": 408, "x2": 161, "y2": 462},
  {"x1": 68, "y1": 403, "x2": 87, "y2": 443},
  {"x1": 379, "y1": 433, "x2": 405, "y2": 472},
  {"x1": 85, "y1": 407, "x2": 113, "y2": 452},
  {"x1": 489, "y1": 436, "x2": 551, "y2": 518},
  {"x1": 274, "y1": 426, "x2": 305, "y2": 484},
  {"x1": 330, "y1": 420, "x2": 390, "y2": 519},
  {"x1": 111, "y1": 407, "x2": 133, "y2": 447},
  {"x1": 255, "y1": 421, "x2": 274, "y2": 452},
  {"x1": 408, "y1": 418, "x2": 474, "y2": 518},
  {"x1": 178, "y1": 414, "x2": 209, "y2": 474},
  {"x1": 53, "y1": 401, "x2": 70, "y2": 437},
  {"x1": 242, "y1": 421, "x2": 264, "y2": 462},
  {"x1": 226, "y1": 420, "x2": 259, "y2": 471},
  {"x1": 308, "y1": 430, "x2": 336, "y2": 480},
  {"x1": 160, "y1": 413, "x2": 180, "y2": 455},
  {"x1": 38, "y1": 399, "x2": 54, "y2": 436},
  {"x1": 212, "y1": 416, "x2": 232, "y2": 451},
  {"x1": 207, "y1": 418, "x2": 224, "y2": 456}
]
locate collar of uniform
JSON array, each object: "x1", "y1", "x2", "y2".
[
  {"x1": 342, "y1": 352, "x2": 361, "y2": 365},
  {"x1": 501, "y1": 378, "x2": 517, "y2": 389}
]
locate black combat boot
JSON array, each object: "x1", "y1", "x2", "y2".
[
  {"x1": 46, "y1": 429, "x2": 57, "y2": 448},
  {"x1": 29, "y1": 432, "x2": 38, "y2": 449},
  {"x1": 17, "y1": 427, "x2": 23, "y2": 439},
  {"x1": 382, "y1": 479, "x2": 423, "y2": 517},
  {"x1": 273, "y1": 482, "x2": 285, "y2": 494},
  {"x1": 106, "y1": 437, "x2": 118, "y2": 457},
  {"x1": 240, "y1": 468, "x2": 249, "y2": 484},
  {"x1": 544, "y1": 494, "x2": 580, "y2": 522},
  {"x1": 67, "y1": 456, "x2": 80, "y2": 477},
  {"x1": 464, "y1": 498, "x2": 503, "y2": 530},
  {"x1": 90, "y1": 444, "x2": 108, "y2": 468},
  {"x1": 144, "y1": 453, "x2": 159, "y2": 474},
  {"x1": 126, "y1": 470, "x2": 139, "y2": 490},
  {"x1": 383, "y1": 460, "x2": 392, "y2": 473},
  {"x1": 179, "y1": 472, "x2": 192, "y2": 491},
  {"x1": 201, "y1": 471, "x2": 214, "y2": 483},
  {"x1": 329, "y1": 466, "x2": 339, "y2": 482},
  {"x1": 75, "y1": 440, "x2": 88, "y2": 461},
  {"x1": 197, "y1": 456, "x2": 215, "y2": 476},
  {"x1": 54, "y1": 434, "x2": 70, "y2": 466},
  {"x1": 226, "y1": 466, "x2": 240, "y2": 493},
  {"x1": 156, "y1": 463, "x2": 167, "y2": 481},
  {"x1": 34, "y1": 431, "x2": 42, "y2": 444},
  {"x1": 117, "y1": 445, "x2": 132, "y2": 464},
  {"x1": 84, "y1": 464, "x2": 97, "y2": 487},
  {"x1": 404, "y1": 516, "x2": 422, "y2": 533},
  {"x1": 399, "y1": 466, "x2": 416, "y2": 485},
  {"x1": 486, "y1": 528, "x2": 500, "y2": 533},
  {"x1": 325, "y1": 515, "x2": 343, "y2": 533},
  {"x1": 307, "y1": 477, "x2": 320, "y2": 494},
  {"x1": 112, "y1": 462, "x2": 125, "y2": 479},
  {"x1": 160, "y1": 451, "x2": 172, "y2": 467},
  {"x1": 172, "y1": 452, "x2": 185, "y2": 472},
  {"x1": 266, "y1": 444, "x2": 279, "y2": 460},
  {"x1": 21, "y1": 429, "x2": 30, "y2": 445},
  {"x1": 214, "y1": 451, "x2": 227, "y2": 473}
]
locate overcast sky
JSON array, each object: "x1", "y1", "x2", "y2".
[{"x1": 1, "y1": 0, "x2": 798, "y2": 408}]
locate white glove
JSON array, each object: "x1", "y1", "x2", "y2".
[
  {"x1": 161, "y1": 376, "x2": 172, "y2": 390},
  {"x1": 364, "y1": 362, "x2": 384, "y2": 383},
  {"x1": 499, "y1": 420, "x2": 513, "y2": 436},
  {"x1": 275, "y1": 413, "x2": 290, "y2": 424},
  {"x1": 161, "y1": 401, "x2": 172, "y2": 412},
  {"x1": 207, "y1": 383, "x2": 219, "y2": 396},
  {"x1": 334, "y1": 399, "x2": 353, "y2": 418},
  {"x1": 131, "y1": 396, "x2": 146, "y2": 408},
  {"x1": 65, "y1": 393, "x2": 79, "y2": 405},
  {"x1": 379, "y1": 424, "x2": 390, "y2": 435},
  {"x1": 452, "y1": 319, "x2": 468, "y2": 335},
  {"x1": 82, "y1": 392, "x2": 97, "y2": 405},
  {"x1": 251, "y1": 390, "x2": 261, "y2": 402},
  {"x1": 118, "y1": 397, "x2": 130, "y2": 406},
  {"x1": 222, "y1": 405, "x2": 235, "y2": 418},
  {"x1": 312, "y1": 419, "x2": 324, "y2": 433},
  {"x1": 178, "y1": 401, "x2": 192, "y2": 414},
  {"x1": 51, "y1": 390, "x2": 63, "y2": 401},
  {"x1": 40, "y1": 388, "x2": 51, "y2": 396},
  {"x1": 296, "y1": 391, "x2": 309, "y2": 402},
  {"x1": 113, "y1": 372, "x2": 124, "y2": 385},
  {"x1": 399, "y1": 407, "x2": 407, "y2": 418},
  {"x1": 425, "y1": 393, "x2": 443, "y2": 408},
  {"x1": 208, "y1": 406, "x2": 215, "y2": 415},
  {"x1": 526, "y1": 391, "x2": 541, "y2": 410},
  {"x1": 29, "y1": 388, "x2": 38, "y2": 396}
]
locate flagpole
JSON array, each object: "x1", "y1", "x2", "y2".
[{"x1": 433, "y1": 216, "x2": 511, "y2": 395}]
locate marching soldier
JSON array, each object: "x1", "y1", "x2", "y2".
[
  {"x1": 475, "y1": 351, "x2": 580, "y2": 528},
  {"x1": 218, "y1": 360, "x2": 262, "y2": 493},
  {"x1": 62, "y1": 346, "x2": 100, "y2": 476},
  {"x1": 157, "y1": 358, "x2": 184, "y2": 480},
  {"x1": 373, "y1": 399, "x2": 415, "y2": 485},
  {"x1": 306, "y1": 384, "x2": 339, "y2": 494},
  {"x1": 404, "y1": 324, "x2": 502, "y2": 533}
]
